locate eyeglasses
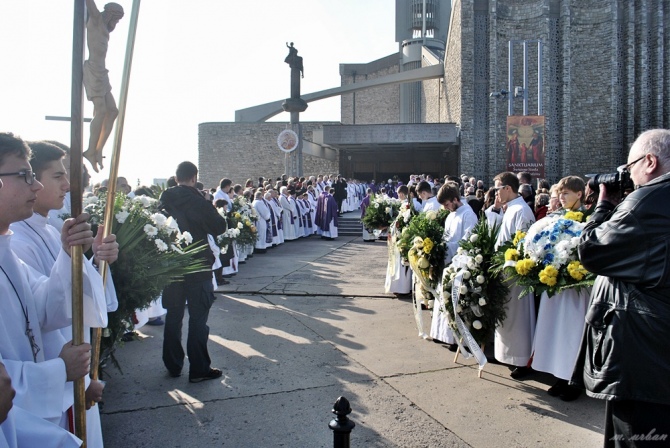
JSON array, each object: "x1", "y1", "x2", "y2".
[
  {"x1": 494, "y1": 185, "x2": 509, "y2": 192},
  {"x1": 0, "y1": 169, "x2": 36, "y2": 185},
  {"x1": 618, "y1": 155, "x2": 646, "y2": 173}
]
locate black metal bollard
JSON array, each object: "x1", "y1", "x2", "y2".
[{"x1": 329, "y1": 396, "x2": 355, "y2": 448}]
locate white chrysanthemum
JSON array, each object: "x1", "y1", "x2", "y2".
[
  {"x1": 478, "y1": 298, "x2": 487, "y2": 306},
  {"x1": 472, "y1": 320, "x2": 483, "y2": 330},
  {"x1": 385, "y1": 207, "x2": 392, "y2": 215},
  {"x1": 165, "y1": 217, "x2": 180, "y2": 234},
  {"x1": 115, "y1": 210, "x2": 129, "y2": 224},
  {"x1": 179, "y1": 231, "x2": 193, "y2": 245},
  {"x1": 220, "y1": 245, "x2": 229, "y2": 254},
  {"x1": 374, "y1": 203, "x2": 380, "y2": 209},
  {"x1": 476, "y1": 275, "x2": 485, "y2": 284},
  {"x1": 462, "y1": 270, "x2": 471, "y2": 280},
  {"x1": 151, "y1": 213, "x2": 167, "y2": 228},
  {"x1": 475, "y1": 254, "x2": 483, "y2": 264},
  {"x1": 425, "y1": 210, "x2": 437, "y2": 221},
  {"x1": 133, "y1": 195, "x2": 154, "y2": 208},
  {"x1": 469, "y1": 233, "x2": 479, "y2": 243},
  {"x1": 154, "y1": 239, "x2": 168, "y2": 252},
  {"x1": 144, "y1": 224, "x2": 158, "y2": 237},
  {"x1": 237, "y1": 222, "x2": 243, "y2": 229},
  {"x1": 418, "y1": 257, "x2": 430, "y2": 269},
  {"x1": 83, "y1": 196, "x2": 99, "y2": 207},
  {"x1": 459, "y1": 285, "x2": 468, "y2": 295}
]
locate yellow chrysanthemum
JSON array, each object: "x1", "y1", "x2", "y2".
[
  {"x1": 539, "y1": 265, "x2": 559, "y2": 286},
  {"x1": 505, "y1": 248, "x2": 519, "y2": 261},
  {"x1": 567, "y1": 260, "x2": 588, "y2": 280},
  {"x1": 515, "y1": 259, "x2": 535, "y2": 276},
  {"x1": 564, "y1": 211, "x2": 584, "y2": 222},
  {"x1": 234, "y1": 212, "x2": 241, "y2": 219},
  {"x1": 245, "y1": 220, "x2": 252, "y2": 227},
  {"x1": 423, "y1": 238, "x2": 434, "y2": 254},
  {"x1": 513, "y1": 231, "x2": 526, "y2": 246},
  {"x1": 539, "y1": 274, "x2": 557, "y2": 286}
]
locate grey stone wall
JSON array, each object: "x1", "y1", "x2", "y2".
[
  {"x1": 198, "y1": 122, "x2": 339, "y2": 189},
  {"x1": 450, "y1": 0, "x2": 670, "y2": 184},
  {"x1": 341, "y1": 63, "x2": 401, "y2": 125}
]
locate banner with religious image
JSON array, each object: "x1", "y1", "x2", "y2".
[{"x1": 505, "y1": 115, "x2": 545, "y2": 179}]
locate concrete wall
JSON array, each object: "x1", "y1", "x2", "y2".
[
  {"x1": 341, "y1": 56, "x2": 401, "y2": 125},
  {"x1": 198, "y1": 122, "x2": 339, "y2": 189}
]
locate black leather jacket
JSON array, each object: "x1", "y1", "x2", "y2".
[{"x1": 571, "y1": 172, "x2": 670, "y2": 404}]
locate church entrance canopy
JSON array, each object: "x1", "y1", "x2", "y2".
[{"x1": 314, "y1": 123, "x2": 460, "y2": 182}]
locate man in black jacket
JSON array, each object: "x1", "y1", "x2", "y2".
[
  {"x1": 159, "y1": 162, "x2": 228, "y2": 383},
  {"x1": 574, "y1": 129, "x2": 670, "y2": 447}
]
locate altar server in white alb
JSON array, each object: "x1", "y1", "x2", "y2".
[
  {"x1": 485, "y1": 172, "x2": 536, "y2": 379},
  {"x1": 0, "y1": 353, "x2": 81, "y2": 448},
  {"x1": 10, "y1": 140, "x2": 119, "y2": 446},
  {"x1": 531, "y1": 176, "x2": 589, "y2": 401},
  {"x1": 252, "y1": 190, "x2": 272, "y2": 252},
  {"x1": 0, "y1": 132, "x2": 108, "y2": 444},
  {"x1": 279, "y1": 186, "x2": 297, "y2": 241},
  {"x1": 432, "y1": 182, "x2": 479, "y2": 349},
  {"x1": 384, "y1": 185, "x2": 412, "y2": 295},
  {"x1": 416, "y1": 181, "x2": 440, "y2": 212}
]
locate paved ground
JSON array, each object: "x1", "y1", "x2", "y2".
[{"x1": 100, "y1": 212, "x2": 606, "y2": 447}]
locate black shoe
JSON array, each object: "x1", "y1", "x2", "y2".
[
  {"x1": 547, "y1": 379, "x2": 568, "y2": 397},
  {"x1": 432, "y1": 338, "x2": 446, "y2": 345},
  {"x1": 167, "y1": 369, "x2": 182, "y2": 378},
  {"x1": 510, "y1": 366, "x2": 534, "y2": 380},
  {"x1": 217, "y1": 278, "x2": 230, "y2": 285},
  {"x1": 189, "y1": 368, "x2": 223, "y2": 383},
  {"x1": 559, "y1": 384, "x2": 582, "y2": 402},
  {"x1": 445, "y1": 343, "x2": 458, "y2": 352}
]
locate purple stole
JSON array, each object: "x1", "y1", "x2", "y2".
[
  {"x1": 302, "y1": 199, "x2": 312, "y2": 227},
  {"x1": 272, "y1": 198, "x2": 283, "y2": 229},
  {"x1": 264, "y1": 199, "x2": 278, "y2": 237},
  {"x1": 360, "y1": 195, "x2": 370, "y2": 219}
]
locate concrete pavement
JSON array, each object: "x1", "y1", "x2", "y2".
[{"x1": 100, "y1": 215, "x2": 605, "y2": 447}]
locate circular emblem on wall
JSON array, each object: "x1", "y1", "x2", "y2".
[{"x1": 277, "y1": 129, "x2": 299, "y2": 153}]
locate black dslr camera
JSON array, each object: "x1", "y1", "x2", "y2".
[{"x1": 586, "y1": 169, "x2": 634, "y2": 200}]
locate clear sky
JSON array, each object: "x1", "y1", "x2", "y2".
[{"x1": 1, "y1": 0, "x2": 398, "y2": 187}]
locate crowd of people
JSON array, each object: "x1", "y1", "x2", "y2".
[
  {"x1": 2, "y1": 128, "x2": 670, "y2": 447},
  {"x1": 379, "y1": 129, "x2": 670, "y2": 447}
]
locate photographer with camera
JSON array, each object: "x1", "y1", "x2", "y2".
[{"x1": 573, "y1": 129, "x2": 670, "y2": 447}]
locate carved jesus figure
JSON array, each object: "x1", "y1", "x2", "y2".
[{"x1": 83, "y1": 0, "x2": 124, "y2": 173}]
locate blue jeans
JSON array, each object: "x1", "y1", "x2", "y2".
[{"x1": 162, "y1": 279, "x2": 215, "y2": 377}]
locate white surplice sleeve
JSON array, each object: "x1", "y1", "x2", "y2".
[
  {"x1": 26, "y1": 250, "x2": 108, "y2": 332},
  {"x1": 1, "y1": 357, "x2": 67, "y2": 423}
]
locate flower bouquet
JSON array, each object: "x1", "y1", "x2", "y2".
[
  {"x1": 493, "y1": 210, "x2": 596, "y2": 299},
  {"x1": 231, "y1": 196, "x2": 259, "y2": 250},
  {"x1": 361, "y1": 195, "x2": 401, "y2": 231},
  {"x1": 396, "y1": 209, "x2": 450, "y2": 288},
  {"x1": 85, "y1": 193, "x2": 210, "y2": 371},
  {"x1": 442, "y1": 219, "x2": 508, "y2": 360},
  {"x1": 215, "y1": 206, "x2": 239, "y2": 254}
]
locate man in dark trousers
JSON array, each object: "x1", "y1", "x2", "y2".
[
  {"x1": 159, "y1": 161, "x2": 228, "y2": 383},
  {"x1": 333, "y1": 174, "x2": 347, "y2": 216}
]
